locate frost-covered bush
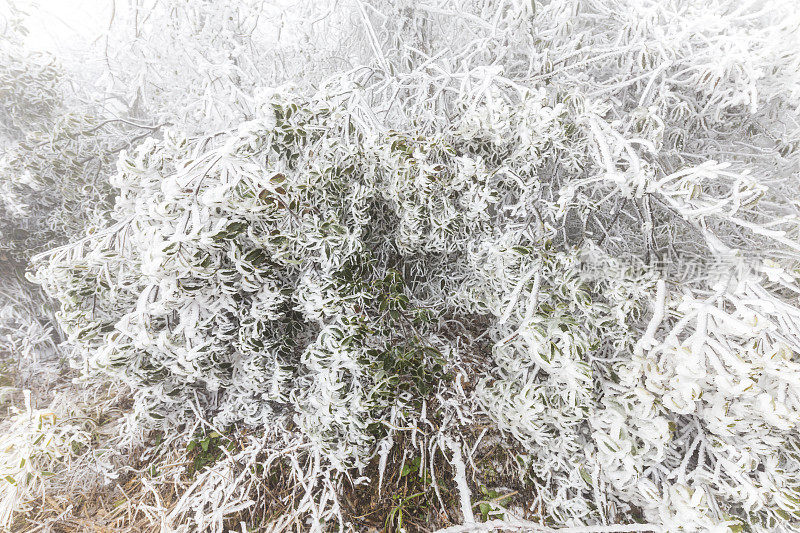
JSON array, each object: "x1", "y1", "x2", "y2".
[
  {"x1": 0, "y1": 389, "x2": 91, "y2": 529},
  {"x1": 0, "y1": 10, "x2": 106, "y2": 264},
  {"x1": 0, "y1": 3, "x2": 165, "y2": 394},
  {"x1": 0, "y1": 46, "x2": 149, "y2": 268},
  {"x1": 31, "y1": 67, "x2": 800, "y2": 531},
  {"x1": 20, "y1": 0, "x2": 800, "y2": 531}
]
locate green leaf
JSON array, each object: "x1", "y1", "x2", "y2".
[{"x1": 479, "y1": 502, "x2": 490, "y2": 521}]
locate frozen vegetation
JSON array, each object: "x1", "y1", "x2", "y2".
[{"x1": 2, "y1": 1, "x2": 800, "y2": 531}]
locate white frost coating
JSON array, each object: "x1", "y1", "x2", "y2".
[
  {"x1": 634, "y1": 279, "x2": 666, "y2": 356},
  {"x1": 433, "y1": 520, "x2": 664, "y2": 533},
  {"x1": 445, "y1": 437, "x2": 475, "y2": 524},
  {"x1": 499, "y1": 270, "x2": 543, "y2": 346},
  {"x1": 376, "y1": 436, "x2": 393, "y2": 498},
  {"x1": 497, "y1": 265, "x2": 541, "y2": 325}
]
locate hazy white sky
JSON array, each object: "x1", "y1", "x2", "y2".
[{"x1": 23, "y1": 0, "x2": 113, "y2": 54}]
